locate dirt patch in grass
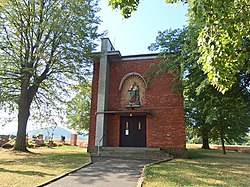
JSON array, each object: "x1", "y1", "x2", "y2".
[{"x1": 0, "y1": 146, "x2": 90, "y2": 187}]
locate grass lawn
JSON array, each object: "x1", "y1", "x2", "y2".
[
  {"x1": 143, "y1": 149, "x2": 250, "y2": 187},
  {"x1": 0, "y1": 146, "x2": 90, "y2": 187}
]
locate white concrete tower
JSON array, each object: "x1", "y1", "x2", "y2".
[{"x1": 95, "y1": 38, "x2": 115, "y2": 146}]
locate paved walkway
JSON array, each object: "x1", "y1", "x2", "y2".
[{"x1": 45, "y1": 156, "x2": 155, "y2": 187}]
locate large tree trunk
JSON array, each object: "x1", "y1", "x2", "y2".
[
  {"x1": 14, "y1": 75, "x2": 32, "y2": 152},
  {"x1": 14, "y1": 64, "x2": 48, "y2": 151},
  {"x1": 201, "y1": 134, "x2": 210, "y2": 149},
  {"x1": 15, "y1": 105, "x2": 30, "y2": 151}
]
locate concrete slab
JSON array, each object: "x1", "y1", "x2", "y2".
[{"x1": 45, "y1": 156, "x2": 155, "y2": 187}]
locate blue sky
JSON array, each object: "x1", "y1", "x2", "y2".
[
  {"x1": 97, "y1": 0, "x2": 188, "y2": 55},
  {"x1": 0, "y1": 0, "x2": 187, "y2": 134}
]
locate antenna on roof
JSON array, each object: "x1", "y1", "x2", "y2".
[{"x1": 113, "y1": 37, "x2": 116, "y2": 49}]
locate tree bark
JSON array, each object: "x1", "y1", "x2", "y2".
[
  {"x1": 15, "y1": 105, "x2": 30, "y2": 151},
  {"x1": 201, "y1": 133, "x2": 210, "y2": 149},
  {"x1": 14, "y1": 75, "x2": 31, "y2": 152},
  {"x1": 14, "y1": 68, "x2": 45, "y2": 151},
  {"x1": 221, "y1": 136, "x2": 226, "y2": 154},
  {"x1": 220, "y1": 123, "x2": 226, "y2": 154}
]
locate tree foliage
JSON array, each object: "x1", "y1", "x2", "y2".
[
  {"x1": 190, "y1": 0, "x2": 250, "y2": 93},
  {"x1": 66, "y1": 81, "x2": 91, "y2": 135},
  {"x1": 0, "y1": 0, "x2": 101, "y2": 151},
  {"x1": 108, "y1": 0, "x2": 140, "y2": 18},
  {"x1": 149, "y1": 26, "x2": 250, "y2": 153},
  {"x1": 108, "y1": 0, "x2": 250, "y2": 93}
]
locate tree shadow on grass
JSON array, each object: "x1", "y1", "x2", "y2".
[
  {"x1": 145, "y1": 159, "x2": 250, "y2": 187},
  {"x1": 0, "y1": 167, "x2": 55, "y2": 177},
  {"x1": 144, "y1": 149, "x2": 250, "y2": 187},
  {"x1": 187, "y1": 148, "x2": 250, "y2": 162},
  {"x1": 1, "y1": 153, "x2": 90, "y2": 176}
]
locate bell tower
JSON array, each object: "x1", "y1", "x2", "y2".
[{"x1": 95, "y1": 38, "x2": 115, "y2": 146}]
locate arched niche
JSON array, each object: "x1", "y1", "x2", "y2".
[
  {"x1": 119, "y1": 72, "x2": 147, "y2": 107},
  {"x1": 119, "y1": 72, "x2": 147, "y2": 90}
]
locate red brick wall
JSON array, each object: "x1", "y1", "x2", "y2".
[
  {"x1": 88, "y1": 57, "x2": 186, "y2": 148},
  {"x1": 106, "y1": 115, "x2": 120, "y2": 147}
]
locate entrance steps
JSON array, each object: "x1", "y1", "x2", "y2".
[{"x1": 90, "y1": 147, "x2": 173, "y2": 160}]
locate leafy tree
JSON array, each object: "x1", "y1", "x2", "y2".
[
  {"x1": 108, "y1": 0, "x2": 250, "y2": 93},
  {"x1": 148, "y1": 26, "x2": 214, "y2": 149},
  {"x1": 0, "y1": 0, "x2": 101, "y2": 151},
  {"x1": 66, "y1": 81, "x2": 91, "y2": 135},
  {"x1": 149, "y1": 26, "x2": 250, "y2": 154},
  {"x1": 185, "y1": 88, "x2": 213, "y2": 149},
  {"x1": 186, "y1": 73, "x2": 250, "y2": 153}
]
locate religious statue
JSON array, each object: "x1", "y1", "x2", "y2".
[{"x1": 128, "y1": 82, "x2": 140, "y2": 106}]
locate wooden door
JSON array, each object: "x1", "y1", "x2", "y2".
[{"x1": 120, "y1": 116, "x2": 146, "y2": 147}]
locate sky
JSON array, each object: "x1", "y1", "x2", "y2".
[
  {"x1": 96, "y1": 0, "x2": 188, "y2": 55},
  {"x1": 0, "y1": 0, "x2": 187, "y2": 135}
]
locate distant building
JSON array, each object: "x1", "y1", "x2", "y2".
[{"x1": 88, "y1": 38, "x2": 186, "y2": 157}]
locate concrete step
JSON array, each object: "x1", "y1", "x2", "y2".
[
  {"x1": 102, "y1": 147, "x2": 160, "y2": 151},
  {"x1": 91, "y1": 147, "x2": 173, "y2": 160}
]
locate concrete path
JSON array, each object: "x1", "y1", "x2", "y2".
[{"x1": 45, "y1": 156, "x2": 155, "y2": 187}]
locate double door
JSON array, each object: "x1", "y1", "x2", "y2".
[{"x1": 120, "y1": 116, "x2": 146, "y2": 147}]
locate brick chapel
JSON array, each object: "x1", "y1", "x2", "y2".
[{"x1": 88, "y1": 38, "x2": 186, "y2": 157}]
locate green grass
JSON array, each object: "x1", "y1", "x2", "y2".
[
  {"x1": 0, "y1": 146, "x2": 90, "y2": 187},
  {"x1": 143, "y1": 149, "x2": 250, "y2": 187}
]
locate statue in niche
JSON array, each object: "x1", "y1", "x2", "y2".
[{"x1": 128, "y1": 82, "x2": 140, "y2": 106}]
